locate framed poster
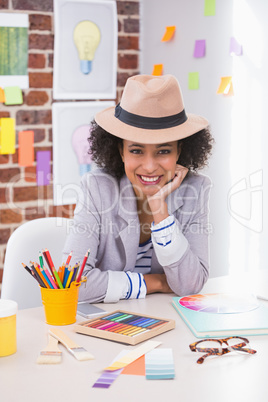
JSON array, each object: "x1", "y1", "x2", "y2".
[
  {"x1": 53, "y1": 0, "x2": 117, "y2": 100},
  {"x1": 0, "y1": 13, "x2": 29, "y2": 88},
  {"x1": 52, "y1": 101, "x2": 115, "y2": 205}
]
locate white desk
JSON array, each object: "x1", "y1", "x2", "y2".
[{"x1": 1, "y1": 275, "x2": 268, "y2": 402}]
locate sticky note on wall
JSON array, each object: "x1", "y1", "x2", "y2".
[
  {"x1": 204, "y1": 0, "x2": 216, "y2": 16},
  {"x1": 0, "y1": 88, "x2": 5, "y2": 103},
  {"x1": 0, "y1": 118, "x2": 15, "y2": 154},
  {"x1": 230, "y1": 37, "x2": 243, "y2": 56},
  {"x1": 188, "y1": 72, "x2": 199, "y2": 90},
  {"x1": 217, "y1": 76, "x2": 234, "y2": 95},
  {"x1": 4, "y1": 86, "x2": 23, "y2": 105},
  {"x1": 36, "y1": 150, "x2": 51, "y2": 186},
  {"x1": 194, "y1": 40, "x2": 206, "y2": 58},
  {"x1": 18, "y1": 130, "x2": 34, "y2": 166},
  {"x1": 152, "y1": 64, "x2": 163, "y2": 76},
  {"x1": 161, "y1": 26, "x2": 176, "y2": 42}
]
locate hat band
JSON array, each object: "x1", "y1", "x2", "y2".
[{"x1": 114, "y1": 104, "x2": 187, "y2": 130}]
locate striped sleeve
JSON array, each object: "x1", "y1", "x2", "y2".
[{"x1": 151, "y1": 215, "x2": 188, "y2": 266}]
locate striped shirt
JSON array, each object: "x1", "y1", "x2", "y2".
[{"x1": 134, "y1": 238, "x2": 153, "y2": 274}]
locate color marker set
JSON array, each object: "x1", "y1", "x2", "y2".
[{"x1": 22, "y1": 248, "x2": 90, "y2": 289}]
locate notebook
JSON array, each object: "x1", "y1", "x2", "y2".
[{"x1": 172, "y1": 296, "x2": 268, "y2": 338}]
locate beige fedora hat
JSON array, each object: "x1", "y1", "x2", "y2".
[{"x1": 95, "y1": 74, "x2": 209, "y2": 144}]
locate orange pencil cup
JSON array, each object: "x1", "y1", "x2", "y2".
[{"x1": 40, "y1": 282, "x2": 81, "y2": 325}]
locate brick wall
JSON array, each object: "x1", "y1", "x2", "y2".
[{"x1": 0, "y1": 0, "x2": 140, "y2": 284}]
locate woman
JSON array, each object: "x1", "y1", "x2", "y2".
[{"x1": 63, "y1": 74, "x2": 213, "y2": 303}]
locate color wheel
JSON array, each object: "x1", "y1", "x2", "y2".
[{"x1": 179, "y1": 293, "x2": 259, "y2": 314}]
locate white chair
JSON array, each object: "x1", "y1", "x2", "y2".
[{"x1": 1, "y1": 217, "x2": 72, "y2": 309}]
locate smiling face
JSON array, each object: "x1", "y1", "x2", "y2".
[{"x1": 120, "y1": 140, "x2": 180, "y2": 198}]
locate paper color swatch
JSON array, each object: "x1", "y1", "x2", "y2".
[
  {"x1": 188, "y1": 72, "x2": 199, "y2": 90},
  {"x1": 230, "y1": 37, "x2": 243, "y2": 56},
  {"x1": 93, "y1": 350, "x2": 145, "y2": 389},
  {"x1": 161, "y1": 26, "x2": 176, "y2": 42},
  {"x1": 4, "y1": 86, "x2": 23, "y2": 105},
  {"x1": 104, "y1": 340, "x2": 161, "y2": 371},
  {"x1": 0, "y1": 88, "x2": 5, "y2": 103},
  {"x1": 194, "y1": 40, "x2": 206, "y2": 58},
  {"x1": 0, "y1": 118, "x2": 15, "y2": 154},
  {"x1": 217, "y1": 76, "x2": 234, "y2": 96},
  {"x1": 18, "y1": 131, "x2": 34, "y2": 166},
  {"x1": 204, "y1": 0, "x2": 216, "y2": 16},
  {"x1": 122, "y1": 354, "x2": 145, "y2": 376},
  {"x1": 93, "y1": 368, "x2": 123, "y2": 389},
  {"x1": 145, "y1": 349, "x2": 175, "y2": 380},
  {"x1": 152, "y1": 64, "x2": 163, "y2": 76},
  {"x1": 36, "y1": 150, "x2": 51, "y2": 186}
]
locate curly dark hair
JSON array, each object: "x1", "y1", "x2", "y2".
[{"x1": 89, "y1": 119, "x2": 214, "y2": 179}]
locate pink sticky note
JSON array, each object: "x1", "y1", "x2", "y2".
[
  {"x1": 194, "y1": 40, "x2": 206, "y2": 58},
  {"x1": 230, "y1": 37, "x2": 243, "y2": 56},
  {"x1": 36, "y1": 150, "x2": 51, "y2": 186}
]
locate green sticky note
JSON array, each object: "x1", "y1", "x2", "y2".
[
  {"x1": 4, "y1": 86, "x2": 23, "y2": 105},
  {"x1": 188, "y1": 72, "x2": 199, "y2": 90},
  {"x1": 204, "y1": 0, "x2": 216, "y2": 16}
]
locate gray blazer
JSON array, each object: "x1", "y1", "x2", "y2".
[{"x1": 63, "y1": 169, "x2": 211, "y2": 303}]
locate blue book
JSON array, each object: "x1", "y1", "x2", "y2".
[{"x1": 172, "y1": 296, "x2": 268, "y2": 338}]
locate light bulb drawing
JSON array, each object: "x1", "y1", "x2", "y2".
[
  {"x1": 73, "y1": 20, "x2": 101, "y2": 75},
  {"x1": 72, "y1": 125, "x2": 92, "y2": 176}
]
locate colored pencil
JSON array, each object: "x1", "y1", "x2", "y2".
[
  {"x1": 39, "y1": 252, "x2": 44, "y2": 268},
  {"x1": 43, "y1": 248, "x2": 63, "y2": 289},
  {"x1": 76, "y1": 249, "x2": 90, "y2": 283},
  {"x1": 42, "y1": 249, "x2": 54, "y2": 276},
  {"x1": 70, "y1": 263, "x2": 79, "y2": 285},
  {"x1": 29, "y1": 263, "x2": 46, "y2": 288},
  {"x1": 40, "y1": 267, "x2": 53, "y2": 289},
  {"x1": 62, "y1": 266, "x2": 71, "y2": 288},
  {"x1": 33, "y1": 262, "x2": 50, "y2": 288},
  {"x1": 21, "y1": 262, "x2": 32, "y2": 276},
  {"x1": 65, "y1": 251, "x2": 73, "y2": 266},
  {"x1": 42, "y1": 265, "x2": 58, "y2": 289},
  {"x1": 58, "y1": 264, "x2": 65, "y2": 283},
  {"x1": 38, "y1": 252, "x2": 56, "y2": 287},
  {"x1": 62, "y1": 264, "x2": 69, "y2": 284},
  {"x1": 22, "y1": 263, "x2": 40, "y2": 286},
  {"x1": 65, "y1": 268, "x2": 74, "y2": 288}
]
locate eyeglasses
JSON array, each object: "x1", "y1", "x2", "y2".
[{"x1": 189, "y1": 336, "x2": 257, "y2": 364}]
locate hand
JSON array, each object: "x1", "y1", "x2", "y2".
[
  {"x1": 144, "y1": 274, "x2": 173, "y2": 294},
  {"x1": 148, "y1": 165, "x2": 188, "y2": 204},
  {"x1": 147, "y1": 165, "x2": 188, "y2": 223}
]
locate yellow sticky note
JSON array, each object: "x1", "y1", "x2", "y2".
[
  {"x1": 0, "y1": 88, "x2": 5, "y2": 103},
  {"x1": 217, "y1": 76, "x2": 233, "y2": 95},
  {"x1": 161, "y1": 26, "x2": 176, "y2": 42},
  {"x1": 152, "y1": 64, "x2": 163, "y2": 76},
  {"x1": 188, "y1": 72, "x2": 199, "y2": 90},
  {"x1": 4, "y1": 86, "x2": 23, "y2": 105},
  {"x1": 204, "y1": 0, "x2": 216, "y2": 16},
  {"x1": 0, "y1": 118, "x2": 16, "y2": 154},
  {"x1": 18, "y1": 130, "x2": 34, "y2": 166}
]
